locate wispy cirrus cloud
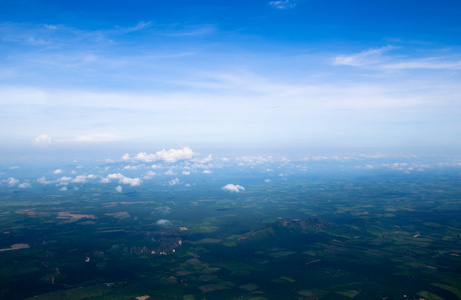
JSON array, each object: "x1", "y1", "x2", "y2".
[
  {"x1": 32, "y1": 134, "x2": 122, "y2": 145},
  {"x1": 115, "y1": 21, "x2": 153, "y2": 33},
  {"x1": 160, "y1": 25, "x2": 216, "y2": 37},
  {"x1": 332, "y1": 45, "x2": 396, "y2": 67},
  {"x1": 63, "y1": 134, "x2": 122, "y2": 143},
  {"x1": 382, "y1": 59, "x2": 461, "y2": 70},
  {"x1": 333, "y1": 46, "x2": 461, "y2": 71},
  {"x1": 269, "y1": 0, "x2": 300, "y2": 9}
]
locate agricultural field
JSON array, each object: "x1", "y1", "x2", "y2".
[{"x1": 1, "y1": 157, "x2": 460, "y2": 299}]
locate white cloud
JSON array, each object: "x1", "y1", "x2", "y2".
[
  {"x1": 62, "y1": 134, "x2": 122, "y2": 143},
  {"x1": 71, "y1": 175, "x2": 85, "y2": 183},
  {"x1": 383, "y1": 59, "x2": 461, "y2": 70},
  {"x1": 356, "y1": 162, "x2": 431, "y2": 172},
  {"x1": 156, "y1": 219, "x2": 171, "y2": 226},
  {"x1": 237, "y1": 155, "x2": 273, "y2": 166},
  {"x1": 37, "y1": 176, "x2": 52, "y2": 184},
  {"x1": 222, "y1": 183, "x2": 245, "y2": 193},
  {"x1": 32, "y1": 134, "x2": 53, "y2": 145},
  {"x1": 333, "y1": 46, "x2": 461, "y2": 71},
  {"x1": 182, "y1": 171, "x2": 190, "y2": 175},
  {"x1": 168, "y1": 178, "x2": 180, "y2": 186},
  {"x1": 203, "y1": 170, "x2": 212, "y2": 174},
  {"x1": 124, "y1": 165, "x2": 142, "y2": 170},
  {"x1": 269, "y1": 0, "x2": 298, "y2": 9},
  {"x1": 103, "y1": 173, "x2": 141, "y2": 186},
  {"x1": 59, "y1": 186, "x2": 68, "y2": 191},
  {"x1": 115, "y1": 185, "x2": 122, "y2": 193},
  {"x1": 119, "y1": 177, "x2": 141, "y2": 186},
  {"x1": 18, "y1": 182, "x2": 31, "y2": 188},
  {"x1": 72, "y1": 175, "x2": 89, "y2": 183},
  {"x1": 53, "y1": 169, "x2": 63, "y2": 174},
  {"x1": 107, "y1": 173, "x2": 125, "y2": 180},
  {"x1": 264, "y1": 179, "x2": 271, "y2": 183},
  {"x1": 57, "y1": 176, "x2": 72, "y2": 185},
  {"x1": 122, "y1": 146, "x2": 197, "y2": 163},
  {"x1": 193, "y1": 154, "x2": 213, "y2": 163},
  {"x1": 143, "y1": 170, "x2": 156, "y2": 179},
  {"x1": 165, "y1": 170, "x2": 176, "y2": 176},
  {"x1": 7, "y1": 177, "x2": 19, "y2": 186},
  {"x1": 333, "y1": 46, "x2": 395, "y2": 67},
  {"x1": 116, "y1": 21, "x2": 153, "y2": 33}
]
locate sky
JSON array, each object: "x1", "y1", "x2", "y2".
[{"x1": 1, "y1": 0, "x2": 461, "y2": 163}]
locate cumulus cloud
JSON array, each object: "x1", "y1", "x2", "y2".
[
  {"x1": 102, "y1": 173, "x2": 142, "y2": 186},
  {"x1": 72, "y1": 175, "x2": 88, "y2": 183},
  {"x1": 37, "y1": 176, "x2": 52, "y2": 184},
  {"x1": 203, "y1": 170, "x2": 212, "y2": 174},
  {"x1": 222, "y1": 184, "x2": 245, "y2": 193},
  {"x1": 143, "y1": 170, "x2": 156, "y2": 179},
  {"x1": 121, "y1": 146, "x2": 197, "y2": 163},
  {"x1": 120, "y1": 177, "x2": 141, "y2": 186},
  {"x1": 193, "y1": 154, "x2": 213, "y2": 164},
  {"x1": 57, "y1": 176, "x2": 72, "y2": 185},
  {"x1": 237, "y1": 155, "x2": 273, "y2": 166},
  {"x1": 107, "y1": 173, "x2": 124, "y2": 180},
  {"x1": 32, "y1": 134, "x2": 53, "y2": 145},
  {"x1": 7, "y1": 177, "x2": 19, "y2": 187},
  {"x1": 124, "y1": 165, "x2": 142, "y2": 170},
  {"x1": 53, "y1": 169, "x2": 63, "y2": 174},
  {"x1": 59, "y1": 186, "x2": 68, "y2": 191},
  {"x1": 156, "y1": 219, "x2": 172, "y2": 226},
  {"x1": 164, "y1": 170, "x2": 176, "y2": 176},
  {"x1": 18, "y1": 182, "x2": 31, "y2": 188},
  {"x1": 115, "y1": 185, "x2": 122, "y2": 193},
  {"x1": 169, "y1": 178, "x2": 180, "y2": 186},
  {"x1": 264, "y1": 179, "x2": 271, "y2": 183},
  {"x1": 182, "y1": 171, "x2": 190, "y2": 175}
]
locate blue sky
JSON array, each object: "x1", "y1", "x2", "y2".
[{"x1": 1, "y1": 0, "x2": 461, "y2": 160}]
